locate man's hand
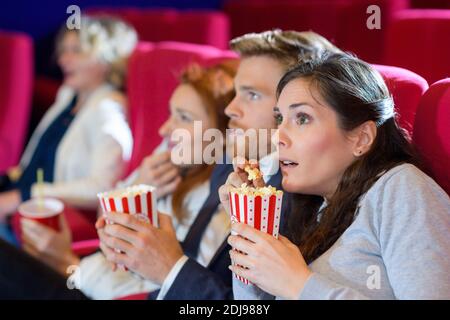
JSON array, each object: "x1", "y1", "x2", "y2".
[{"x1": 98, "y1": 212, "x2": 183, "y2": 285}]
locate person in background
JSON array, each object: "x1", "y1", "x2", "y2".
[{"x1": 0, "y1": 16, "x2": 137, "y2": 243}]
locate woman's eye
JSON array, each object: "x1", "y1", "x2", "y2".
[
  {"x1": 274, "y1": 113, "x2": 283, "y2": 126},
  {"x1": 248, "y1": 91, "x2": 260, "y2": 101},
  {"x1": 180, "y1": 113, "x2": 192, "y2": 122},
  {"x1": 296, "y1": 113, "x2": 311, "y2": 125}
]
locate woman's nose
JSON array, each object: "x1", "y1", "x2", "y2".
[
  {"x1": 274, "y1": 127, "x2": 290, "y2": 148},
  {"x1": 158, "y1": 118, "x2": 173, "y2": 138},
  {"x1": 58, "y1": 54, "x2": 68, "y2": 68},
  {"x1": 58, "y1": 51, "x2": 73, "y2": 69}
]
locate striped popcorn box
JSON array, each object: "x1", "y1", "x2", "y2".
[
  {"x1": 97, "y1": 184, "x2": 158, "y2": 270},
  {"x1": 228, "y1": 184, "x2": 283, "y2": 284}
]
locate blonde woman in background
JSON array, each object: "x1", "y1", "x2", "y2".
[{"x1": 0, "y1": 16, "x2": 137, "y2": 243}]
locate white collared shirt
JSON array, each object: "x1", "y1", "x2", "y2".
[{"x1": 25, "y1": 84, "x2": 133, "y2": 209}]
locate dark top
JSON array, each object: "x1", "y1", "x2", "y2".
[{"x1": 15, "y1": 95, "x2": 77, "y2": 201}]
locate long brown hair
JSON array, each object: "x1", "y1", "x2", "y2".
[
  {"x1": 276, "y1": 53, "x2": 421, "y2": 264},
  {"x1": 171, "y1": 62, "x2": 237, "y2": 223}
]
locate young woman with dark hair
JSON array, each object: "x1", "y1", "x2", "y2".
[{"x1": 222, "y1": 53, "x2": 450, "y2": 300}]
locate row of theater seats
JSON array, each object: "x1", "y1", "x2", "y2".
[
  {"x1": 25, "y1": 4, "x2": 450, "y2": 122},
  {"x1": 0, "y1": 31, "x2": 33, "y2": 174},
  {"x1": 224, "y1": 0, "x2": 450, "y2": 83},
  {"x1": 87, "y1": 3, "x2": 450, "y2": 82}
]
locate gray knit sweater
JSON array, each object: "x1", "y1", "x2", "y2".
[{"x1": 233, "y1": 164, "x2": 450, "y2": 300}]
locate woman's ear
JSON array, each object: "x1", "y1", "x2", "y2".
[{"x1": 350, "y1": 120, "x2": 377, "y2": 157}]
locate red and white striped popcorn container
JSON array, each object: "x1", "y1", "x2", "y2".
[
  {"x1": 228, "y1": 186, "x2": 283, "y2": 284},
  {"x1": 97, "y1": 184, "x2": 158, "y2": 270}
]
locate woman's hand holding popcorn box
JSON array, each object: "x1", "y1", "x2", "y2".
[
  {"x1": 97, "y1": 184, "x2": 158, "y2": 270},
  {"x1": 226, "y1": 164, "x2": 283, "y2": 284}
]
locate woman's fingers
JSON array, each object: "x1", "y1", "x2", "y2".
[
  {"x1": 156, "y1": 176, "x2": 182, "y2": 198},
  {"x1": 95, "y1": 216, "x2": 106, "y2": 229},
  {"x1": 140, "y1": 151, "x2": 170, "y2": 172},
  {"x1": 146, "y1": 151, "x2": 171, "y2": 168},
  {"x1": 137, "y1": 151, "x2": 178, "y2": 186},
  {"x1": 21, "y1": 218, "x2": 48, "y2": 235},
  {"x1": 231, "y1": 222, "x2": 269, "y2": 245},
  {"x1": 153, "y1": 166, "x2": 180, "y2": 187},
  {"x1": 22, "y1": 242, "x2": 40, "y2": 258},
  {"x1": 59, "y1": 214, "x2": 70, "y2": 233},
  {"x1": 151, "y1": 160, "x2": 178, "y2": 182},
  {"x1": 22, "y1": 232, "x2": 37, "y2": 249},
  {"x1": 21, "y1": 219, "x2": 48, "y2": 243},
  {"x1": 227, "y1": 234, "x2": 256, "y2": 255},
  {"x1": 228, "y1": 264, "x2": 253, "y2": 283}
]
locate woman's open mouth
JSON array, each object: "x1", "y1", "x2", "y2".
[{"x1": 279, "y1": 158, "x2": 299, "y2": 169}]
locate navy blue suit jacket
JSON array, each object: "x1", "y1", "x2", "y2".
[{"x1": 150, "y1": 163, "x2": 291, "y2": 300}]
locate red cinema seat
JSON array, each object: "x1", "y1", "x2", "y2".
[
  {"x1": 337, "y1": 0, "x2": 409, "y2": 64},
  {"x1": 223, "y1": 0, "x2": 408, "y2": 64},
  {"x1": 86, "y1": 8, "x2": 230, "y2": 49},
  {"x1": 224, "y1": 0, "x2": 343, "y2": 45},
  {"x1": 385, "y1": 10, "x2": 450, "y2": 85},
  {"x1": 411, "y1": 0, "x2": 450, "y2": 9},
  {"x1": 373, "y1": 64, "x2": 429, "y2": 135},
  {"x1": 0, "y1": 31, "x2": 33, "y2": 174},
  {"x1": 72, "y1": 238, "x2": 100, "y2": 257},
  {"x1": 413, "y1": 78, "x2": 450, "y2": 195},
  {"x1": 117, "y1": 292, "x2": 148, "y2": 300},
  {"x1": 126, "y1": 41, "x2": 237, "y2": 174}
]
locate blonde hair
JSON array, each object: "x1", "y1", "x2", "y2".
[
  {"x1": 230, "y1": 29, "x2": 342, "y2": 70},
  {"x1": 56, "y1": 15, "x2": 138, "y2": 90}
]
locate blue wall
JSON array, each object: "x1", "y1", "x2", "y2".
[{"x1": 0, "y1": 0, "x2": 223, "y2": 39}]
